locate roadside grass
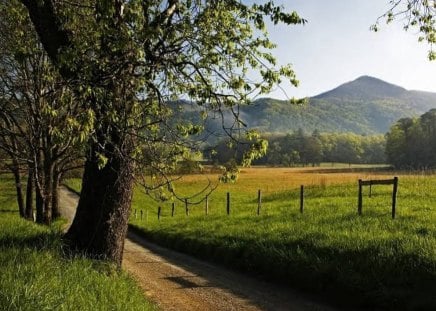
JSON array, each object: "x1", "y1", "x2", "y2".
[
  {"x1": 0, "y1": 175, "x2": 157, "y2": 311},
  {"x1": 66, "y1": 167, "x2": 436, "y2": 310}
]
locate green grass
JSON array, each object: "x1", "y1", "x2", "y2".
[
  {"x1": 0, "y1": 175, "x2": 157, "y2": 311},
  {"x1": 66, "y1": 168, "x2": 436, "y2": 310}
]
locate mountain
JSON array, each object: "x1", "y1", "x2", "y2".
[
  {"x1": 238, "y1": 76, "x2": 436, "y2": 134},
  {"x1": 313, "y1": 75, "x2": 407, "y2": 100}
]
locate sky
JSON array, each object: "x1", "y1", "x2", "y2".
[{"x1": 262, "y1": 0, "x2": 436, "y2": 99}]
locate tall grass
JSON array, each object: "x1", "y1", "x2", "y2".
[
  {"x1": 66, "y1": 167, "x2": 436, "y2": 310},
  {"x1": 0, "y1": 175, "x2": 156, "y2": 311}
]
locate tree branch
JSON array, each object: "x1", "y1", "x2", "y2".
[{"x1": 20, "y1": 0, "x2": 72, "y2": 77}]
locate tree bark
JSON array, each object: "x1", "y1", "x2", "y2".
[
  {"x1": 35, "y1": 145, "x2": 45, "y2": 223},
  {"x1": 43, "y1": 160, "x2": 54, "y2": 225},
  {"x1": 11, "y1": 159, "x2": 25, "y2": 217},
  {"x1": 51, "y1": 168, "x2": 61, "y2": 219},
  {"x1": 19, "y1": 0, "x2": 71, "y2": 74},
  {"x1": 35, "y1": 181, "x2": 44, "y2": 224},
  {"x1": 64, "y1": 135, "x2": 134, "y2": 266},
  {"x1": 25, "y1": 167, "x2": 34, "y2": 220}
]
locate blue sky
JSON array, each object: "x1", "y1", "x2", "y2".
[{"x1": 262, "y1": 0, "x2": 436, "y2": 99}]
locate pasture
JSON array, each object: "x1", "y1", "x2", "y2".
[
  {"x1": 67, "y1": 166, "x2": 436, "y2": 309},
  {"x1": 128, "y1": 167, "x2": 436, "y2": 310}
]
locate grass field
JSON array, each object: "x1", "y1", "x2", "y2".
[
  {"x1": 66, "y1": 166, "x2": 436, "y2": 310},
  {"x1": 0, "y1": 175, "x2": 156, "y2": 311}
]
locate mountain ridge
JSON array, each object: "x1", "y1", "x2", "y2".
[
  {"x1": 175, "y1": 76, "x2": 436, "y2": 137},
  {"x1": 239, "y1": 75, "x2": 436, "y2": 134},
  {"x1": 313, "y1": 75, "x2": 407, "y2": 99}
]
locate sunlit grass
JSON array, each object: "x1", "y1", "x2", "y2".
[
  {"x1": 0, "y1": 175, "x2": 157, "y2": 311},
  {"x1": 66, "y1": 167, "x2": 436, "y2": 310}
]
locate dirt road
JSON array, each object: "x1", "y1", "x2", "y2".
[{"x1": 59, "y1": 187, "x2": 337, "y2": 311}]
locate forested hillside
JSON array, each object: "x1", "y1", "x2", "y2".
[
  {"x1": 240, "y1": 76, "x2": 436, "y2": 134},
  {"x1": 174, "y1": 76, "x2": 436, "y2": 165}
]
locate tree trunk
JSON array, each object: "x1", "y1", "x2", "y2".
[
  {"x1": 25, "y1": 167, "x2": 34, "y2": 220},
  {"x1": 35, "y1": 182, "x2": 44, "y2": 224},
  {"x1": 11, "y1": 159, "x2": 25, "y2": 217},
  {"x1": 35, "y1": 148, "x2": 45, "y2": 224},
  {"x1": 43, "y1": 161, "x2": 54, "y2": 225},
  {"x1": 64, "y1": 136, "x2": 134, "y2": 266},
  {"x1": 51, "y1": 168, "x2": 61, "y2": 219}
]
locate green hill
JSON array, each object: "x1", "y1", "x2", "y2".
[{"x1": 240, "y1": 76, "x2": 436, "y2": 134}]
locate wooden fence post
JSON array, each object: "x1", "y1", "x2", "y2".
[
  {"x1": 171, "y1": 202, "x2": 175, "y2": 217},
  {"x1": 227, "y1": 192, "x2": 230, "y2": 215},
  {"x1": 257, "y1": 189, "x2": 261, "y2": 215},
  {"x1": 158, "y1": 206, "x2": 161, "y2": 220},
  {"x1": 392, "y1": 177, "x2": 398, "y2": 219},
  {"x1": 300, "y1": 185, "x2": 304, "y2": 214},
  {"x1": 140, "y1": 210, "x2": 143, "y2": 220},
  {"x1": 205, "y1": 195, "x2": 209, "y2": 215},
  {"x1": 358, "y1": 179, "x2": 363, "y2": 215},
  {"x1": 185, "y1": 198, "x2": 189, "y2": 216}
]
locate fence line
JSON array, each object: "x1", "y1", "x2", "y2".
[{"x1": 133, "y1": 177, "x2": 400, "y2": 221}]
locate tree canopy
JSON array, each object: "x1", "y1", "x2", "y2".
[
  {"x1": 13, "y1": 0, "x2": 306, "y2": 264},
  {"x1": 386, "y1": 109, "x2": 436, "y2": 168}
]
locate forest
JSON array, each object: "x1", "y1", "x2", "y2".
[
  {"x1": 386, "y1": 109, "x2": 436, "y2": 169},
  {"x1": 211, "y1": 107, "x2": 436, "y2": 169},
  {"x1": 209, "y1": 130, "x2": 386, "y2": 167}
]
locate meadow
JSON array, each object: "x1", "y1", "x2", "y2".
[
  {"x1": 67, "y1": 166, "x2": 436, "y2": 310},
  {"x1": 0, "y1": 175, "x2": 156, "y2": 311}
]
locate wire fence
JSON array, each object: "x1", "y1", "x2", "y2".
[{"x1": 132, "y1": 177, "x2": 400, "y2": 221}]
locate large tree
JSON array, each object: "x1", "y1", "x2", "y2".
[{"x1": 18, "y1": 0, "x2": 306, "y2": 265}]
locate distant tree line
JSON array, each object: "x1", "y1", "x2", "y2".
[
  {"x1": 386, "y1": 109, "x2": 436, "y2": 169},
  {"x1": 208, "y1": 130, "x2": 386, "y2": 166}
]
